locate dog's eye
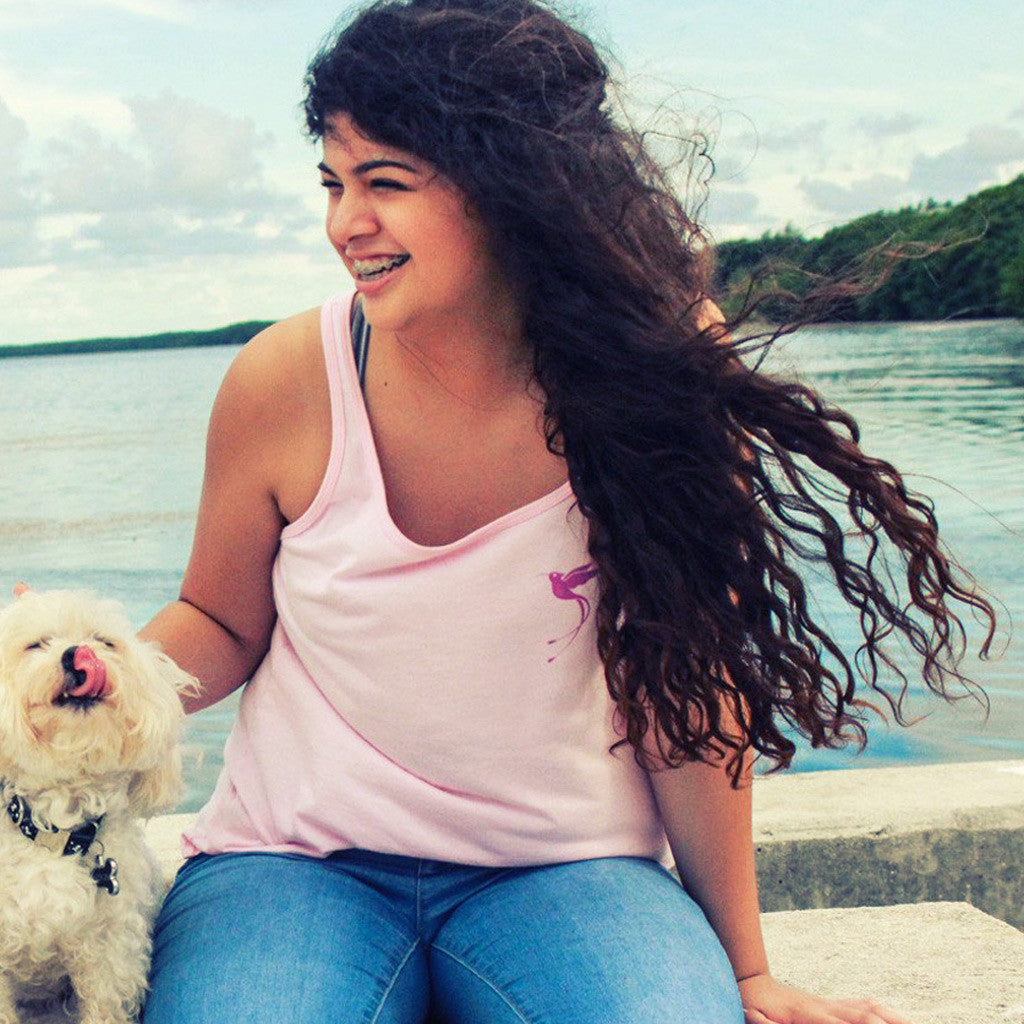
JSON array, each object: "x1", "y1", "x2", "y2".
[
  {"x1": 25, "y1": 638, "x2": 50, "y2": 652},
  {"x1": 93, "y1": 635, "x2": 117, "y2": 650}
]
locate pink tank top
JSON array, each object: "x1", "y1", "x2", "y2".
[{"x1": 183, "y1": 293, "x2": 665, "y2": 865}]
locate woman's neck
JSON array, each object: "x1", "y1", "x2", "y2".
[{"x1": 381, "y1": 304, "x2": 534, "y2": 412}]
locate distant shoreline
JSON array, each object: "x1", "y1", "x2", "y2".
[
  {"x1": 0, "y1": 321, "x2": 273, "y2": 360},
  {"x1": 3, "y1": 314, "x2": 1021, "y2": 360}
]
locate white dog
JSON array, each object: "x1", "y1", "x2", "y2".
[{"x1": 0, "y1": 589, "x2": 190, "y2": 1024}]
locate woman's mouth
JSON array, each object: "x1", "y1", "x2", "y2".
[{"x1": 351, "y1": 254, "x2": 410, "y2": 281}]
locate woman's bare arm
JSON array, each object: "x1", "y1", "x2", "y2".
[
  {"x1": 140, "y1": 318, "x2": 315, "y2": 713},
  {"x1": 649, "y1": 751, "x2": 768, "y2": 982},
  {"x1": 651, "y1": 753, "x2": 911, "y2": 1024}
]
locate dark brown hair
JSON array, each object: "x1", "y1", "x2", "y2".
[{"x1": 304, "y1": 0, "x2": 997, "y2": 779}]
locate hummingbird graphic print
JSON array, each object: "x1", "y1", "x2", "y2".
[{"x1": 547, "y1": 562, "x2": 599, "y2": 661}]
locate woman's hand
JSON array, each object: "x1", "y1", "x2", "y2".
[{"x1": 739, "y1": 973, "x2": 912, "y2": 1024}]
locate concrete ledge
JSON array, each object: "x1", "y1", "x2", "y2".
[
  {"x1": 753, "y1": 761, "x2": 1024, "y2": 839},
  {"x1": 753, "y1": 760, "x2": 1024, "y2": 929},
  {"x1": 764, "y1": 902, "x2": 1024, "y2": 1024}
]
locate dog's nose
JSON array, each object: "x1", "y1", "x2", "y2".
[{"x1": 60, "y1": 645, "x2": 109, "y2": 700}]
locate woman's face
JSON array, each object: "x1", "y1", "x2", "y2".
[{"x1": 320, "y1": 113, "x2": 515, "y2": 335}]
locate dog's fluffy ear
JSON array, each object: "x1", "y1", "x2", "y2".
[
  {"x1": 152, "y1": 649, "x2": 201, "y2": 704},
  {"x1": 128, "y1": 748, "x2": 184, "y2": 817},
  {"x1": 127, "y1": 648, "x2": 194, "y2": 817}
]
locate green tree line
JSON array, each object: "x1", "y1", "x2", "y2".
[
  {"x1": 714, "y1": 174, "x2": 1024, "y2": 320},
  {"x1": 0, "y1": 320, "x2": 273, "y2": 360}
]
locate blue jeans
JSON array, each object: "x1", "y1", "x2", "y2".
[{"x1": 145, "y1": 850, "x2": 743, "y2": 1023}]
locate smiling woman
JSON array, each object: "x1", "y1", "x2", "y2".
[{"x1": 132, "y1": 1, "x2": 995, "y2": 1023}]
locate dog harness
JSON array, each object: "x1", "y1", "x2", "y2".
[{"x1": 4, "y1": 791, "x2": 119, "y2": 895}]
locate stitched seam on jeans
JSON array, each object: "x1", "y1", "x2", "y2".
[
  {"x1": 432, "y1": 944, "x2": 533, "y2": 1024},
  {"x1": 369, "y1": 939, "x2": 421, "y2": 1024},
  {"x1": 415, "y1": 859, "x2": 424, "y2": 936}
]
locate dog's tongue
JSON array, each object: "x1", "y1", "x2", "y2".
[{"x1": 68, "y1": 646, "x2": 109, "y2": 699}]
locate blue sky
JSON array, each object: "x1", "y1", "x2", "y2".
[{"x1": 2, "y1": 0, "x2": 1023, "y2": 344}]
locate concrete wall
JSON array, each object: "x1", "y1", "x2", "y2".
[{"x1": 751, "y1": 760, "x2": 1024, "y2": 930}]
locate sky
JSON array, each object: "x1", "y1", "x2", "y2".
[{"x1": 2, "y1": 0, "x2": 1023, "y2": 345}]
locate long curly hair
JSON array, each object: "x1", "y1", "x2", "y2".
[{"x1": 303, "y1": 0, "x2": 997, "y2": 780}]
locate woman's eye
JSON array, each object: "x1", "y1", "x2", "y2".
[
  {"x1": 370, "y1": 178, "x2": 408, "y2": 191},
  {"x1": 320, "y1": 180, "x2": 342, "y2": 193}
]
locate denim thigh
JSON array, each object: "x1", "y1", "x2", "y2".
[
  {"x1": 144, "y1": 853, "x2": 430, "y2": 1024},
  {"x1": 145, "y1": 852, "x2": 742, "y2": 1024},
  {"x1": 427, "y1": 857, "x2": 744, "y2": 1024}
]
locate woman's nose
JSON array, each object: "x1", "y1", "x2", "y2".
[{"x1": 326, "y1": 193, "x2": 378, "y2": 247}]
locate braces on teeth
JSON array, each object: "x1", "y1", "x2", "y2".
[{"x1": 352, "y1": 254, "x2": 410, "y2": 278}]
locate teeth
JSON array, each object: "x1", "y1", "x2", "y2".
[{"x1": 352, "y1": 254, "x2": 409, "y2": 277}]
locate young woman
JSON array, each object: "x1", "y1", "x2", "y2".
[{"x1": 141, "y1": 1, "x2": 995, "y2": 1021}]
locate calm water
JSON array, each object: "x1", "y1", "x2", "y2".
[{"x1": 1, "y1": 319, "x2": 1021, "y2": 811}]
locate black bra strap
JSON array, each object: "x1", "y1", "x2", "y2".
[{"x1": 349, "y1": 296, "x2": 371, "y2": 391}]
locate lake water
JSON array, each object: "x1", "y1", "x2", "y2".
[{"x1": 1, "y1": 318, "x2": 1021, "y2": 811}]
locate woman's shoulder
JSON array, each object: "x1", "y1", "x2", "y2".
[
  {"x1": 202, "y1": 305, "x2": 334, "y2": 511},
  {"x1": 240, "y1": 305, "x2": 323, "y2": 375},
  {"x1": 221, "y1": 305, "x2": 324, "y2": 403},
  {"x1": 205, "y1": 305, "x2": 329, "y2": 454}
]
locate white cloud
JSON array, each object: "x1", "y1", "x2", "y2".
[
  {"x1": 797, "y1": 125, "x2": 1024, "y2": 219},
  {"x1": 29, "y1": 91, "x2": 281, "y2": 218},
  {"x1": 36, "y1": 214, "x2": 103, "y2": 244},
  {"x1": 0, "y1": 8, "x2": 52, "y2": 31},
  {"x1": 74, "y1": 209, "x2": 303, "y2": 260},
  {"x1": 0, "y1": 0, "x2": 195, "y2": 32},
  {"x1": 0, "y1": 68, "x2": 135, "y2": 138},
  {"x1": 74, "y1": 0, "x2": 194, "y2": 24},
  {"x1": 0, "y1": 223, "x2": 42, "y2": 268},
  {"x1": 757, "y1": 120, "x2": 828, "y2": 154},
  {"x1": 127, "y1": 92, "x2": 277, "y2": 212},
  {"x1": 43, "y1": 125, "x2": 148, "y2": 214},
  {"x1": 856, "y1": 113, "x2": 924, "y2": 139},
  {"x1": 705, "y1": 187, "x2": 766, "y2": 236},
  {"x1": 0, "y1": 96, "x2": 32, "y2": 217},
  {"x1": 908, "y1": 126, "x2": 1024, "y2": 198},
  {"x1": 799, "y1": 173, "x2": 910, "y2": 218},
  {"x1": 0, "y1": 96, "x2": 43, "y2": 266},
  {"x1": 2, "y1": 88, "x2": 315, "y2": 267}
]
